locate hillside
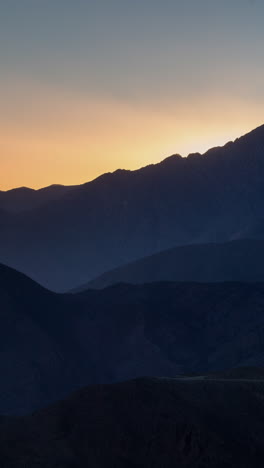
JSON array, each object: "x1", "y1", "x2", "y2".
[
  {"x1": 1, "y1": 372, "x2": 264, "y2": 467},
  {"x1": 2, "y1": 125, "x2": 264, "y2": 290},
  {"x1": 76, "y1": 239, "x2": 264, "y2": 290},
  {"x1": 3, "y1": 263, "x2": 264, "y2": 414},
  {"x1": 0, "y1": 263, "x2": 98, "y2": 415}
]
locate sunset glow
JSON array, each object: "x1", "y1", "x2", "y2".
[{"x1": 1, "y1": 0, "x2": 264, "y2": 190}]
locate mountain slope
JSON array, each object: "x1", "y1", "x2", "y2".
[
  {"x1": 0, "y1": 263, "x2": 99, "y2": 415},
  {"x1": 4, "y1": 263, "x2": 264, "y2": 414},
  {"x1": 1, "y1": 372, "x2": 264, "y2": 467},
  {"x1": 0, "y1": 184, "x2": 77, "y2": 214},
  {"x1": 2, "y1": 125, "x2": 264, "y2": 290},
  {"x1": 76, "y1": 239, "x2": 264, "y2": 290}
]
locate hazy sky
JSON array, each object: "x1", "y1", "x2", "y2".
[{"x1": 1, "y1": 0, "x2": 264, "y2": 189}]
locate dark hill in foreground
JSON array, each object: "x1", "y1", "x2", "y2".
[
  {"x1": 3, "y1": 262, "x2": 264, "y2": 415},
  {"x1": 1, "y1": 371, "x2": 264, "y2": 467},
  {"x1": 0, "y1": 263, "x2": 98, "y2": 415},
  {"x1": 2, "y1": 125, "x2": 264, "y2": 291},
  {"x1": 76, "y1": 239, "x2": 264, "y2": 290}
]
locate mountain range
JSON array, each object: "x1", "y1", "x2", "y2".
[
  {"x1": 3, "y1": 262, "x2": 264, "y2": 415},
  {"x1": 76, "y1": 238, "x2": 264, "y2": 290},
  {"x1": 3, "y1": 124, "x2": 264, "y2": 465},
  {"x1": 2, "y1": 124, "x2": 264, "y2": 291},
  {"x1": 0, "y1": 184, "x2": 76, "y2": 213}
]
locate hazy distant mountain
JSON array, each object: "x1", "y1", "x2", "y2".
[
  {"x1": 3, "y1": 262, "x2": 264, "y2": 415},
  {"x1": 2, "y1": 125, "x2": 264, "y2": 290},
  {"x1": 2, "y1": 371, "x2": 264, "y2": 467},
  {"x1": 76, "y1": 239, "x2": 264, "y2": 290}
]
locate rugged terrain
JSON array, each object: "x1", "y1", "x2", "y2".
[
  {"x1": 2, "y1": 262, "x2": 264, "y2": 414},
  {"x1": 2, "y1": 125, "x2": 264, "y2": 290},
  {"x1": 1, "y1": 370, "x2": 264, "y2": 467}
]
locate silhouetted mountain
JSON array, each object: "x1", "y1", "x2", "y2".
[
  {"x1": 0, "y1": 263, "x2": 99, "y2": 415},
  {"x1": 0, "y1": 184, "x2": 76, "y2": 213},
  {"x1": 2, "y1": 371, "x2": 264, "y2": 467},
  {"x1": 3, "y1": 263, "x2": 264, "y2": 415},
  {"x1": 1, "y1": 125, "x2": 264, "y2": 290},
  {"x1": 76, "y1": 239, "x2": 264, "y2": 290}
]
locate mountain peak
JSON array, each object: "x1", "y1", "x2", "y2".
[
  {"x1": 159, "y1": 154, "x2": 183, "y2": 165},
  {"x1": 3, "y1": 123, "x2": 264, "y2": 291},
  {"x1": 235, "y1": 123, "x2": 264, "y2": 144},
  {"x1": 1, "y1": 186, "x2": 35, "y2": 195}
]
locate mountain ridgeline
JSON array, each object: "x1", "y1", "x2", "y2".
[
  {"x1": 2, "y1": 125, "x2": 264, "y2": 466},
  {"x1": 3, "y1": 262, "x2": 264, "y2": 415},
  {"x1": 1, "y1": 125, "x2": 264, "y2": 291},
  {"x1": 75, "y1": 239, "x2": 264, "y2": 290}
]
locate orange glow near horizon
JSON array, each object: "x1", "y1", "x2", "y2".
[
  {"x1": 1, "y1": 83, "x2": 264, "y2": 191},
  {"x1": 2, "y1": 0, "x2": 264, "y2": 191}
]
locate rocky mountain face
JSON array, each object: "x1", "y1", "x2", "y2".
[{"x1": 2, "y1": 125, "x2": 264, "y2": 291}]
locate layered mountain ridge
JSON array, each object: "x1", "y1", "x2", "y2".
[
  {"x1": 2, "y1": 262, "x2": 264, "y2": 414},
  {"x1": 76, "y1": 239, "x2": 264, "y2": 290},
  {"x1": 1, "y1": 124, "x2": 264, "y2": 290}
]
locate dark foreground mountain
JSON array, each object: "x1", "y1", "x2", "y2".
[
  {"x1": 1, "y1": 370, "x2": 264, "y2": 467},
  {"x1": 2, "y1": 125, "x2": 264, "y2": 291},
  {"x1": 76, "y1": 238, "x2": 264, "y2": 290},
  {"x1": 0, "y1": 263, "x2": 99, "y2": 415},
  {"x1": 3, "y1": 262, "x2": 264, "y2": 415}
]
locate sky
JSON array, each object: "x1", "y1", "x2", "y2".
[{"x1": 1, "y1": 0, "x2": 264, "y2": 190}]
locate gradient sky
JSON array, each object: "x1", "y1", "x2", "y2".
[{"x1": 1, "y1": 0, "x2": 264, "y2": 190}]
